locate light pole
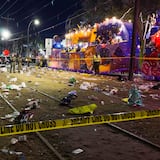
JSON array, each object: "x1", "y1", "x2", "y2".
[
  {"x1": 1, "y1": 29, "x2": 11, "y2": 40},
  {"x1": 27, "y1": 19, "x2": 40, "y2": 57},
  {"x1": 1, "y1": 29, "x2": 11, "y2": 53}
]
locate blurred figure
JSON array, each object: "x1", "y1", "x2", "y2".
[
  {"x1": 26, "y1": 57, "x2": 31, "y2": 67},
  {"x1": 93, "y1": 52, "x2": 101, "y2": 74},
  {"x1": 10, "y1": 54, "x2": 17, "y2": 73},
  {"x1": 17, "y1": 55, "x2": 23, "y2": 73}
]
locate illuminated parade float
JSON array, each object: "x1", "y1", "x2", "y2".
[{"x1": 47, "y1": 13, "x2": 160, "y2": 80}]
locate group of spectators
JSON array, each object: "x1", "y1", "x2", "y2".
[
  {"x1": 0, "y1": 53, "x2": 49, "y2": 73},
  {"x1": 10, "y1": 54, "x2": 23, "y2": 73}
]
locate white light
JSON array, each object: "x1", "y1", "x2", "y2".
[
  {"x1": 34, "y1": 19, "x2": 40, "y2": 25},
  {"x1": 1, "y1": 29, "x2": 11, "y2": 40},
  {"x1": 128, "y1": 19, "x2": 132, "y2": 23}
]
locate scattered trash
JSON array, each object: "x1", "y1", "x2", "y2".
[
  {"x1": 100, "y1": 100, "x2": 104, "y2": 105},
  {"x1": 72, "y1": 148, "x2": 83, "y2": 154},
  {"x1": 35, "y1": 82, "x2": 40, "y2": 86},
  {"x1": 1, "y1": 111, "x2": 20, "y2": 120},
  {"x1": 1, "y1": 82, "x2": 7, "y2": 89},
  {"x1": 60, "y1": 91, "x2": 77, "y2": 106},
  {"x1": 25, "y1": 99, "x2": 41, "y2": 110},
  {"x1": 14, "y1": 110, "x2": 33, "y2": 123},
  {"x1": 117, "y1": 75, "x2": 128, "y2": 81},
  {"x1": 2, "y1": 91, "x2": 9, "y2": 96},
  {"x1": 149, "y1": 94, "x2": 160, "y2": 100},
  {"x1": 79, "y1": 82, "x2": 97, "y2": 90},
  {"x1": 18, "y1": 135, "x2": 27, "y2": 142},
  {"x1": 138, "y1": 83, "x2": 154, "y2": 92},
  {"x1": 128, "y1": 84, "x2": 143, "y2": 106},
  {"x1": 152, "y1": 83, "x2": 160, "y2": 90},
  {"x1": 68, "y1": 104, "x2": 97, "y2": 114},
  {"x1": 0, "y1": 148, "x2": 23, "y2": 155},
  {"x1": 122, "y1": 98, "x2": 128, "y2": 103},
  {"x1": 102, "y1": 87, "x2": 118, "y2": 96},
  {"x1": 0, "y1": 67, "x2": 8, "y2": 72},
  {"x1": 68, "y1": 90, "x2": 77, "y2": 98},
  {"x1": 15, "y1": 92, "x2": 21, "y2": 99},
  {"x1": 69, "y1": 77, "x2": 76, "y2": 84},
  {"x1": 10, "y1": 138, "x2": 18, "y2": 144},
  {"x1": 9, "y1": 77, "x2": 17, "y2": 82},
  {"x1": 19, "y1": 82, "x2": 26, "y2": 88},
  {"x1": 7, "y1": 84, "x2": 21, "y2": 91},
  {"x1": 88, "y1": 95, "x2": 98, "y2": 101},
  {"x1": 10, "y1": 135, "x2": 27, "y2": 145},
  {"x1": 109, "y1": 88, "x2": 118, "y2": 95},
  {"x1": 102, "y1": 91, "x2": 110, "y2": 96},
  {"x1": 60, "y1": 95, "x2": 75, "y2": 106},
  {"x1": 36, "y1": 74, "x2": 41, "y2": 78}
]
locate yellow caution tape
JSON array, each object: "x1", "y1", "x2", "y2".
[{"x1": 0, "y1": 109, "x2": 160, "y2": 136}]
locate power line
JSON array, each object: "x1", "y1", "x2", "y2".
[
  {"x1": 41, "y1": 1, "x2": 81, "y2": 30},
  {"x1": 21, "y1": 2, "x2": 52, "y2": 22},
  {"x1": 0, "y1": 0, "x2": 10, "y2": 11},
  {"x1": 38, "y1": 10, "x2": 90, "y2": 34},
  {"x1": 0, "y1": 16, "x2": 14, "y2": 21},
  {"x1": 0, "y1": 0, "x2": 18, "y2": 16}
]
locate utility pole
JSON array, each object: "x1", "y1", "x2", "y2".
[{"x1": 128, "y1": 0, "x2": 140, "y2": 81}]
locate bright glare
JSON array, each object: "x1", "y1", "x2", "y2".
[
  {"x1": 34, "y1": 19, "x2": 40, "y2": 25},
  {"x1": 1, "y1": 29, "x2": 11, "y2": 40},
  {"x1": 128, "y1": 19, "x2": 132, "y2": 23}
]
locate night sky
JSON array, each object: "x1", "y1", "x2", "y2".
[{"x1": 0, "y1": 0, "x2": 82, "y2": 39}]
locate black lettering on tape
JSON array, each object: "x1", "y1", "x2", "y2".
[
  {"x1": 103, "y1": 115, "x2": 111, "y2": 122},
  {"x1": 111, "y1": 115, "x2": 120, "y2": 121},
  {"x1": 71, "y1": 117, "x2": 90, "y2": 125},
  {"x1": 25, "y1": 123, "x2": 37, "y2": 131},
  {"x1": 0, "y1": 126, "x2": 14, "y2": 134},
  {"x1": 91, "y1": 115, "x2": 103, "y2": 123},
  {"x1": 121, "y1": 112, "x2": 136, "y2": 120},
  {"x1": 16, "y1": 124, "x2": 24, "y2": 132},
  {"x1": 38, "y1": 121, "x2": 56, "y2": 129},
  {"x1": 147, "y1": 110, "x2": 160, "y2": 117},
  {"x1": 0, "y1": 109, "x2": 160, "y2": 137}
]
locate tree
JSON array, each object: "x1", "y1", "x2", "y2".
[{"x1": 81, "y1": 0, "x2": 134, "y2": 25}]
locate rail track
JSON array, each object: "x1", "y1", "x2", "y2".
[
  {"x1": 0, "y1": 68, "x2": 160, "y2": 159},
  {"x1": 0, "y1": 88, "x2": 160, "y2": 160}
]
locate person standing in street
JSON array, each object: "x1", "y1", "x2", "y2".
[
  {"x1": 17, "y1": 55, "x2": 23, "y2": 73},
  {"x1": 10, "y1": 54, "x2": 17, "y2": 73},
  {"x1": 93, "y1": 52, "x2": 101, "y2": 74}
]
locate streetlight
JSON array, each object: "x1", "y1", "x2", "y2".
[
  {"x1": 27, "y1": 19, "x2": 40, "y2": 57},
  {"x1": 0, "y1": 29, "x2": 11, "y2": 54},
  {"x1": 1, "y1": 28, "x2": 11, "y2": 40}
]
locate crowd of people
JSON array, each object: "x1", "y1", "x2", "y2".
[{"x1": 0, "y1": 54, "x2": 48, "y2": 73}]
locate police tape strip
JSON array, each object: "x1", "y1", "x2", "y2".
[{"x1": 0, "y1": 109, "x2": 160, "y2": 136}]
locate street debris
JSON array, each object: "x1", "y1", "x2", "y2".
[
  {"x1": 128, "y1": 84, "x2": 143, "y2": 106},
  {"x1": 79, "y1": 81, "x2": 97, "y2": 90},
  {"x1": 68, "y1": 103, "x2": 97, "y2": 114},
  {"x1": 72, "y1": 148, "x2": 84, "y2": 154},
  {"x1": 60, "y1": 90, "x2": 77, "y2": 106}
]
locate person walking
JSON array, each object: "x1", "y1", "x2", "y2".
[{"x1": 10, "y1": 54, "x2": 17, "y2": 73}]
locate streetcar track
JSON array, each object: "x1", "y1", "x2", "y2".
[
  {"x1": 24, "y1": 87, "x2": 160, "y2": 152},
  {"x1": 0, "y1": 91, "x2": 66, "y2": 160},
  {"x1": 106, "y1": 123, "x2": 160, "y2": 151},
  {"x1": 0, "y1": 70, "x2": 160, "y2": 159},
  {"x1": 22, "y1": 87, "x2": 160, "y2": 152},
  {"x1": 29, "y1": 87, "x2": 61, "y2": 102}
]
